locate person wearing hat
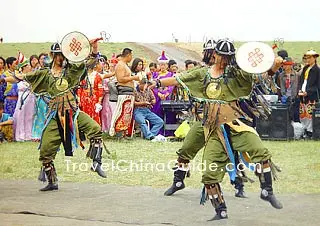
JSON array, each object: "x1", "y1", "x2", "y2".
[
  {"x1": 272, "y1": 49, "x2": 289, "y2": 94},
  {"x1": 151, "y1": 51, "x2": 176, "y2": 136},
  {"x1": 13, "y1": 53, "x2": 36, "y2": 141},
  {"x1": 152, "y1": 39, "x2": 284, "y2": 220},
  {"x1": 164, "y1": 39, "x2": 250, "y2": 199},
  {"x1": 0, "y1": 40, "x2": 108, "y2": 191},
  {"x1": 278, "y1": 57, "x2": 300, "y2": 121},
  {"x1": 298, "y1": 50, "x2": 320, "y2": 138}
]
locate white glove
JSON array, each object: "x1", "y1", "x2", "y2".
[{"x1": 95, "y1": 103, "x2": 103, "y2": 113}]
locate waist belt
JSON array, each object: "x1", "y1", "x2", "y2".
[
  {"x1": 5, "y1": 96, "x2": 18, "y2": 100},
  {"x1": 117, "y1": 85, "x2": 134, "y2": 95}
]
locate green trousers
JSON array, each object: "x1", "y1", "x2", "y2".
[
  {"x1": 202, "y1": 130, "x2": 272, "y2": 184},
  {"x1": 176, "y1": 121, "x2": 205, "y2": 161},
  {"x1": 39, "y1": 111, "x2": 102, "y2": 163},
  {"x1": 176, "y1": 121, "x2": 272, "y2": 185}
]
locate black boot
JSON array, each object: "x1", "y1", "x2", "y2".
[
  {"x1": 259, "y1": 163, "x2": 283, "y2": 209},
  {"x1": 92, "y1": 160, "x2": 106, "y2": 178},
  {"x1": 306, "y1": 131, "x2": 313, "y2": 139},
  {"x1": 164, "y1": 169, "x2": 187, "y2": 196},
  {"x1": 205, "y1": 184, "x2": 228, "y2": 220},
  {"x1": 210, "y1": 203, "x2": 228, "y2": 221},
  {"x1": 39, "y1": 162, "x2": 58, "y2": 192},
  {"x1": 233, "y1": 177, "x2": 247, "y2": 198},
  {"x1": 88, "y1": 139, "x2": 106, "y2": 178}
]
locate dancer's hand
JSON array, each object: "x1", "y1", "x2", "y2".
[
  {"x1": 148, "y1": 80, "x2": 156, "y2": 89},
  {"x1": 90, "y1": 39, "x2": 99, "y2": 54},
  {"x1": 298, "y1": 91, "x2": 307, "y2": 97},
  {"x1": 95, "y1": 103, "x2": 103, "y2": 113},
  {"x1": 271, "y1": 56, "x2": 284, "y2": 72}
]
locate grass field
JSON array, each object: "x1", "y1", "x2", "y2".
[
  {"x1": 166, "y1": 42, "x2": 320, "y2": 63},
  {"x1": 0, "y1": 42, "x2": 319, "y2": 194},
  {"x1": 0, "y1": 138, "x2": 319, "y2": 194},
  {"x1": 0, "y1": 42, "x2": 155, "y2": 61},
  {"x1": 1, "y1": 41, "x2": 319, "y2": 65}
]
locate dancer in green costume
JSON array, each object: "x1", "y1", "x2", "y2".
[
  {"x1": 153, "y1": 39, "x2": 283, "y2": 220},
  {"x1": 0, "y1": 40, "x2": 107, "y2": 191},
  {"x1": 164, "y1": 39, "x2": 249, "y2": 199}
]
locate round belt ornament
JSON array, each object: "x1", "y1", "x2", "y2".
[
  {"x1": 206, "y1": 82, "x2": 221, "y2": 99},
  {"x1": 55, "y1": 78, "x2": 69, "y2": 91}
]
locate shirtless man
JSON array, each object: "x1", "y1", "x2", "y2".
[{"x1": 109, "y1": 48, "x2": 140, "y2": 137}]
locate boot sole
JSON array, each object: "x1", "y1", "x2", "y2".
[
  {"x1": 91, "y1": 166, "x2": 107, "y2": 178},
  {"x1": 260, "y1": 196, "x2": 283, "y2": 209},
  {"x1": 164, "y1": 186, "x2": 185, "y2": 196},
  {"x1": 39, "y1": 187, "x2": 58, "y2": 192}
]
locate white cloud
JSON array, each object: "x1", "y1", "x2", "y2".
[{"x1": 1, "y1": 0, "x2": 319, "y2": 42}]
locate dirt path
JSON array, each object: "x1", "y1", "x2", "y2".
[
  {"x1": 1, "y1": 179, "x2": 319, "y2": 226},
  {"x1": 136, "y1": 43, "x2": 202, "y2": 69}
]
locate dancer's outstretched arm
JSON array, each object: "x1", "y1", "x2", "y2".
[{"x1": 152, "y1": 76, "x2": 179, "y2": 88}]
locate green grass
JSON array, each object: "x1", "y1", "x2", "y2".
[
  {"x1": 0, "y1": 42, "x2": 154, "y2": 61},
  {"x1": 167, "y1": 42, "x2": 320, "y2": 63},
  {"x1": 2, "y1": 41, "x2": 319, "y2": 64},
  {"x1": 0, "y1": 139, "x2": 319, "y2": 194}
]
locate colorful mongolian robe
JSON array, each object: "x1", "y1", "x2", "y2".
[
  {"x1": 1, "y1": 71, "x2": 19, "y2": 116},
  {"x1": 13, "y1": 80, "x2": 36, "y2": 141},
  {"x1": 152, "y1": 70, "x2": 176, "y2": 136},
  {"x1": 101, "y1": 78, "x2": 112, "y2": 133}
]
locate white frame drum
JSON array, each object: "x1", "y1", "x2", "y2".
[
  {"x1": 61, "y1": 31, "x2": 91, "y2": 63},
  {"x1": 236, "y1": 42, "x2": 275, "y2": 74}
]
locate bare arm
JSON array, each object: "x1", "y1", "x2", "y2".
[
  {"x1": 116, "y1": 64, "x2": 139, "y2": 83},
  {"x1": 0, "y1": 119, "x2": 13, "y2": 126},
  {"x1": 1, "y1": 73, "x2": 24, "y2": 84},
  {"x1": 150, "y1": 90, "x2": 156, "y2": 105},
  {"x1": 268, "y1": 56, "x2": 284, "y2": 75},
  {"x1": 90, "y1": 39, "x2": 99, "y2": 55},
  {"x1": 160, "y1": 77, "x2": 179, "y2": 87},
  {"x1": 102, "y1": 72, "x2": 115, "y2": 79},
  {"x1": 150, "y1": 76, "x2": 179, "y2": 88},
  {"x1": 134, "y1": 101, "x2": 148, "y2": 107}
]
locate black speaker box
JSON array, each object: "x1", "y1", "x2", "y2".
[
  {"x1": 312, "y1": 108, "x2": 320, "y2": 139},
  {"x1": 256, "y1": 104, "x2": 294, "y2": 140}
]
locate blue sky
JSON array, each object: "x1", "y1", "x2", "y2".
[{"x1": 1, "y1": 0, "x2": 319, "y2": 43}]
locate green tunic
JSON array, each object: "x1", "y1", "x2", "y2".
[
  {"x1": 24, "y1": 63, "x2": 86, "y2": 96},
  {"x1": 177, "y1": 67, "x2": 253, "y2": 102}
]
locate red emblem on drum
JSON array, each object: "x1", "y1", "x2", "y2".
[
  {"x1": 69, "y1": 38, "x2": 82, "y2": 56},
  {"x1": 248, "y1": 48, "x2": 264, "y2": 67}
]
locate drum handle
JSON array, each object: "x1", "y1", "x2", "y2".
[{"x1": 92, "y1": 37, "x2": 103, "y2": 43}]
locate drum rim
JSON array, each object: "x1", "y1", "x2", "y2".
[
  {"x1": 236, "y1": 41, "x2": 274, "y2": 74},
  {"x1": 61, "y1": 31, "x2": 91, "y2": 63}
]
